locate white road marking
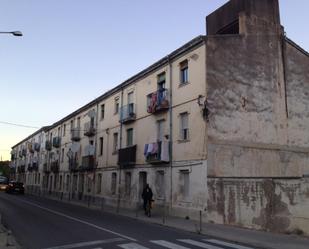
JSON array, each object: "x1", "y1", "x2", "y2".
[
  {"x1": 43, "y1": 238, "x2": 125, "y2": 249},
  {"x1": 151, "y1": 240, "x2": 190, "y2": 249},
  {"x1": 204, "y1": 239, "x2": 253, "y2": 249},
  {"x1": 178, "y1": 239, "x2": 223, "y2": 249},
  {"x1": 18, "y1": 199, "x2": 136, "y2": 241},
  {"x1": 118, "y1": 243, "x2": 150, "y2": 249}
]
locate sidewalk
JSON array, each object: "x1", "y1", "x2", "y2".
[{"x1": 31, "y1": 194, "x2": 309, "y2": 249}]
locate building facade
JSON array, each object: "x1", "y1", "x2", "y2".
[{"x1": 11, "y1": 0, "x2": 309, "y2": 235}]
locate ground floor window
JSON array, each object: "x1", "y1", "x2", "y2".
[{"x1": 111, "y1": 172, "x2": 117, "y2": 195}]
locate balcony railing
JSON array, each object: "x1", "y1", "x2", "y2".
[
  {"x1": 34, "y1": 143, "x2": 40, "y2": 152},
  {"x1": 28, "y1": 143, "x2": 34, "y2": 153},
  {"x1": 69, "y1": 158, "x2": 79, "y2": 172},
  {"x1": 81, "y1": 155, "x2": 95, "y2": 171},
  {"x1": 118, "y1": 145, "x2": 137, "y2": 167},
  {"x1": 145, "y1": 141, "x2": 170, "y2": 164},
  {"x1": 22, "y1": 149, "x2": 27, "y2": 157},
  {"x1": 52, "y1": 137, "x2": 61, "y2": 148},
  {"x1": 27, "y1": 163, "x2": 33, "y2": 172},
  {"x1": 50, "y1": 160, "x2": 59, "y2": 173},
  {"x1": 43, "y1": 163, "x2": 50, "y2": 173},
  {"x1": 147, "y1": 88, "x2": 169, "y2": 114},
  {"x1": 18, "y1": 165, "x2": 25, "y2": 173},
  {"x1": 119, "y1": 103, "x2": 136, "y2": 124},
  {"x1": 45, "y1": 141, "x2": 52, "y2": 151},
  {"x1": 71, "y1": 128, "x2": 81, "y2": 141},
  {"x1": 32, "y1": 162, "x2": 38, "y2": 171},
  {"x1": 84, "y1": 122, "x2": 96, "y2": 137}
]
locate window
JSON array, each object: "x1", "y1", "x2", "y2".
[
  {"x1": 59, "y1": 175, "x2": 63, "y2": 191},
  {"x1": 114, "y1": 98, "x2": 119, "y2": 114},
  {"x1": 111, "y1": 172, "x2": 117, "y2": 195},
  {"x1": 127, "y1": 92, "x2": 133, "y2": 104},
  {"x1": 157, "y1": 120, "x2": 165, "y2": 142},
  {"x1": 97, "y1": 173, "x2": 102, "y2": 194},
  {"x1": 61, "y1": 148, "x2": 64, "y2": 162},
  {"x1": 58, "y1": 127, "x2": 61, "y2": 137},
  {"x1": 180, "y1": 170, "x2": 190, "y2": 200},
  {"x1": 70, "y1": 120, "x2": 74, "y2": 131},
  {"x1": 63, "y1": 124, "x2": 66, "y2": 137},
  {"x1": 126, "y1": 128, "x2": 133, "y2": 147},
  {"x1": 99, "y1": 137, "x2": 103, "y2": 156},
  {"x1": 157, "y1": 72, "x2": 166, "y2": 89},
  {"x1": 179, "y1": 112, "x2": 189, "y2": 140},
  {"x1": 77, "y1": 117, "x2": 81, "y2": 129},
  {"x1": 66, "y1": 175, "x2": 70, "y2": 192},
  {"x1": 180, "y1": 60, "x2": 189, "y2": 84},
  {"x1": 113, "y1": 133, "x2": 118, "y2": 152},
  {"x1": 100, "y1": 104, "x2": 105, "y2": 120},
  {"x1": 156, "y1": 170, "x2": 165, "y2": 198},
  {"x1": 125, "y1": 172, "x2": 131, "y2": 196}
]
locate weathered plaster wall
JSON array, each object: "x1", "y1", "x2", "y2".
[{"x1": 207, "y1": 178, "x2": 309, "y2": 235}]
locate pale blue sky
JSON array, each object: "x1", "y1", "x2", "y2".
[{"x1": 0, "y1": 0, "x2": 308, "y2": 160}]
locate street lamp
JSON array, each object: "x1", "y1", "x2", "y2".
[{"x1": 0, "y1": 31, "x2": 23, "y2": 37}]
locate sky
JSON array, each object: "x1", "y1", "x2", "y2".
[{"x1": 0, "y1": 0, "x2": 308, "y2": 161}]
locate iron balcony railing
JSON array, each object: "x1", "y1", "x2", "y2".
[
  {"x1": 84, "y1": 122, "x2": 96, "y2": 137},
  {"x1": 52, "y1": 137, "x2": 61, "y2": 148},
  {"x1": 71, "y1": 127, "x2": 81, "y2": 141},
  {"x1": 119, "y1": 103, "x2": 136, "y2": 124},
  {"x1": 45, "y1": 141, "x2": 52, "y2": 151},
  {"x1": 144, "y1": 141, "x2": 170, "y2": 164},
  {"x1": 147, "y1": 88, "x2": 169, "y2": 114},
  {"x1": 50, "y1": 160, "x2": 59, "y2": 173},
  {"x1": 118, "y1": 145, "x2": 137, "y2": 167},
  {"x1": 81, "y1": 155, "x2": 95, "y2": 171}
]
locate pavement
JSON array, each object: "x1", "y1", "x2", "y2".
[
  {"x1": 1, "y1": 192, "x2": 309, "y2": 249},
  {"x1": 0, "y1": 215, "x2": 19, "y2": 249}
]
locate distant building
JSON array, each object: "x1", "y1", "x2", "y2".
[{"x1": 11, "y1": 0, "x2": 309, "y2": 235}]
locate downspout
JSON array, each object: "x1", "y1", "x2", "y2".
[
  {"x1": 168, "y1": 56, "x2": 173, "y2": 212},
  {"x1": 93, "y1": 102, "x2": 99, "y2": 198},
  {"x1": 117, "y1": 88, "x2": 124, "y2": 213}
]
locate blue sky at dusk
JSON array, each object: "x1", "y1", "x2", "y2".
[{"x1": 0, "y1": 0, "x2": 308, "y2": 160}]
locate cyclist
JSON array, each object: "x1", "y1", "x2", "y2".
[{"x1": 142, "y1": 184, "x2": 153, "y2": 217}]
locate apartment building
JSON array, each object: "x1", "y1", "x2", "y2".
[{"x1": 11, "y1": 0, "x2": 309, "y2": 235}]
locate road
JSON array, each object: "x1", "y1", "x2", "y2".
[{"x1": 0, "y1": 192, "x2": 257, "y2": 249}]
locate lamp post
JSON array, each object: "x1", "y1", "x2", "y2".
[{"x1": 0, "y1": 31, "x2": 23, "y2": 37}]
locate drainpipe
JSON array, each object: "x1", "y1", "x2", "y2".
[
  {"x1": 168, "y1": 56, "x2": 173, "y2": 213},
  {"x1": 117, "y1": 88, "x2": 124, "y2": 213},
  {"x1": 93, "y1": 102, "x2": 99, "y2": 199}
]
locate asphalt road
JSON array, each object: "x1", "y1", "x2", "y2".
[{"x1": 0, "y1": 192, "x2": 257, "y2": 249}]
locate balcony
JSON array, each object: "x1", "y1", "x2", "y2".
[
  {"x1": 69, "y1": 158, "x2": 79, "y2": 172},
  {"x1": 119, "y1": 103, "x2": 136, "y2": 124},
  {"x1": 71, "y1": 128, "x2": 81, "y2": 141},
  {"x1": 18, "y1": 165, "x2": 25, "y2": 173},
  {"x1": 45, "y1": 141, "x2": 52, "y2": 151},
  {"x1": 32, "y1": 162, "x2": 38, "y2": 171},
  {"x1": 27, "y1": 163, "x2": 33, "y2": 172},
  {"x1": 118, "y1": 145, "x2": 137, "y2": 167},
  {"x1": 84, "y1": 122, "x2": 96, "y2": 137},
  {"x1": 147, "y1": 88, "x2": 169, "y2": 114},
  {"x1": 43, "y1": 163, "x2": 50, "y2": 173},
  {"x1": 28, "y1": 143, "x2": 34, "y2": 153},
  {"x1": 50, "y1": 160, "x2": 59, "y2": 173},
  {"x1": 22, "y1": 149, "x2": 27, "y2": 157},
  {"x1": 52, "y1": 137, "x2": 61, "y2": 148},
  {"x1": 34, "y1": 143, "x2": 40, "y2": 152},
  {"x1": 81, "y1": 155, "x2": 95, "y2": 171},
  {"x1": 145, "y1": 141, "x2": 170, "y2": 164}
]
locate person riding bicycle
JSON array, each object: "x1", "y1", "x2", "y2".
[{"x1": 142, "y1": 184, "x2": 153, "y2": 216}]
